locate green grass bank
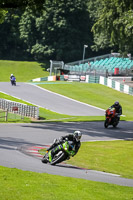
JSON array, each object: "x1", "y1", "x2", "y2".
[
  {"x1": 0, "y1": 166, "x2": 133, "y2": 200},
  {"x1": 0, "y1": 60, "x2": 49, "y2": 82},
  {"x1": 38, "y1": 81, "x2": 133, "y2": 121}
]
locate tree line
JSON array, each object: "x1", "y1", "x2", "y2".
[{"x1": 0, "y1": 0, "x2": 133, "y2": 63}]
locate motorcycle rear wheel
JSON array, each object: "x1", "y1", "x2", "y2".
[{"x1": 113, "y1": 122, "x2": 118, "y2": 127}]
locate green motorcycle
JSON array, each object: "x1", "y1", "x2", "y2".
[{"x1": 42, "y1": 140, "x2": 76, "y2": 165}]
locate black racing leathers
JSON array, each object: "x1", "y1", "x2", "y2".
[
  {"x1": 110, "y1": 104, "x2": 122, "y2": 116},
  {"x1": 60, "y1": 134, "x2": 81, "y2": 156},
  {"x1": 110, "y1": 104, "x2": 122, "y2": 122}
]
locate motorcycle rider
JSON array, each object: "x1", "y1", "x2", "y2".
[
  {"x1": 110, "y1": 101, "x2": 122, "y2": 121},
  {"x1": 48, "y1": 131, "x2": 82, "y2": 162},
  {"x1": 10, "y1": 74, "x2": 16, "y2": 85}
]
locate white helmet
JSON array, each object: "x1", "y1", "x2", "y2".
[
  {"x1": 11, "y1": 74, "x2": 13, "y2": 76},
  {"x1": 73, "y1": 131, "x2": 82, "y2": 142}
]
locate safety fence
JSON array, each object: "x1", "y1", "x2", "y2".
[
  {"x1": 99, "y1": 76, "x2": 133, "y2": 96},
  {"x1": 0, "y1": 99, "x2": 39, "y2": 119},
  {"x1": 31, "y1": 77, "x2": 48, "y2": 82},
  {"x1": 61, "y1": 74, "x2": 99, "y2": 83},
  {"x1": 0, "y1": 109, "x2": 8, "y2": 121},
  {"x1": 86, "y1": 75, "x2": 100, "y2": 83},
  {"x1": 84, "y1": 75, "x2": 133, "y2": 96}
]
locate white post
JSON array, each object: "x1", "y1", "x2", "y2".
[
  {"x1": 50, "y1": 60, "x2": 52, "y2": 76},
  {"x1": 82, "y1": 45, "x2": 88, "y2": 63},
  {"x1": 61, "y1": 61, "x2": 64, "y2": 69}
]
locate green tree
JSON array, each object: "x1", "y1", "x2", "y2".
[
  {"x1": 90, "y1": 0, "x2": 133, "y2": 55},
  {"x1": 0, "y1": 0, "x2": 45, "y2": 8},
  {"x1": 0, "y1": 9, "x2": 7, "y2": 23},
  {"x1": 19, "y1": 0, "x2": 93, "y2": 62},
  {"x1": 19, "y1": 7, "x2": 37, "y2": 57},
  {"x1": 1, "y1": 0, "x2": 95, "y2": 62},
  {"x1": 0, "y1": 9, "x2": 29, "y2": 60}
]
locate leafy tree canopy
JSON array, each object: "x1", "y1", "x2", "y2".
[
  {"x1": 0, "y1": 9, "x2": 7, "y2": 23},
  {"x1": 1, "y1": 0, "x2": 133, "y2": 62},
  {"x1": 90, "y1": 0, "x2": 133, "y2": 55},
  {"x1": 0, "y1": 0, "x2": 45, "y2": 8},
  {"x1": 19, "y1": 0, "x2": 93, "y2": 62}
]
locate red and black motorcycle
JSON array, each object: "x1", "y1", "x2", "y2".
[{"x1": 104, "y1": 107, "x2": 119, "y2": 128}]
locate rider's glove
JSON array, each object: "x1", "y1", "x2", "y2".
[{"x1": 53, "y1": 139, "x2": 58, "y2": 144}]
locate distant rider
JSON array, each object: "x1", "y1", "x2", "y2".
[
  {"x1": 48, "y1": 131, "x2": 82, "y2": 162},
  {"x1": 110, "y1": 101, "x2": 122, "y2": 121},
  {"x1": 10, "y1": 74, "x2": 16, "y2": 85}
]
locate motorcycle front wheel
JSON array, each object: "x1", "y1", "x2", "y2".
[
  {"x1": 104, "y1": 118, "x2": 109, "y2": 128},
  {"x1": 42, "y1": 154, "x2": 49, "y2": 163},
  {"x1": 50, "y1": 151, "x2": 66, "y2": 165}
]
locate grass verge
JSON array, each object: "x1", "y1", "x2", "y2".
[
  {"x1": 0, "y1": 109, "x2": 31, "y2": 123},
  {"x1": 39, "y1": 140, "x2": 133, "y2": 179},
  {"x1": 0, "y1": 166, "x2": 133, "y2": 200},
  {"x1": 0, "y1": 60, "x2": 49, "y2": 82},
  {"x1": 38, "y1": 81, "x2": 133, "y2": 121}
]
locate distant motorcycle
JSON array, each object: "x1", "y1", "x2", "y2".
[
  {"x1": 42, "y1": 140, "x2": 76, "y2": 165},
  {"x1": 104, "y1": 107, "x2": 119, "y2": 128}
]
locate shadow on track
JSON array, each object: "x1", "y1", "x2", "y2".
[
  {"x1": 0, "y1": 137, "x2": 41, "y2": 150},
  {"x1": 21, "y1": 121, "x2": 133, "y2": 141}
]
